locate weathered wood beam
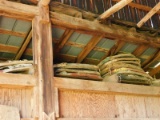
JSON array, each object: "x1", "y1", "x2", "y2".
[
  {"x1": 149, "y1": 65, "x2": 160, "y2": 77},
  {"x1": 76, "y1": 35, "x2": 103, "y2": 63},
  {"x1": 50, "y1": 12, "x2": 160, "y2": 48},
  {"x1": 15, "y1": 30, "x2": 32, "y2": 60},
  {"x1": 24, "y1": 48, "x2": 32, "y2": 56},
  {"x1": 0, "y1": 44, "x2": 18, "y2": 53},
  {"x1": 39, "y1": 0, "x2": 50, "y2": 6},
  {"x1": 99, "y1": 0, "x2": 133, "y2": 20},
  {"x1": 0, "y1": 0, "x2": 39, "y2": 20},
  {"x1": 54, "y1": 77, "x2": 160, "y2": 96},
  {"x1": 137, "y1": 2, "x2": 160, "y2": 28},
  {"x1": 57, "y1": 118, "x2": 160, "y2": 120},
  {"x1": 113, "y1": 0, "x2": 160, "y2": 15},
  {"x1": 0, "y1": 73, "x2": 35, "y2": 88},
  {"x1": 132, "y1": 45, "x2": 148, "y2": 57},
  {"x1": 0, "y1": 28, "x2": 26, "y2": 37},
  {"x1": 55, "y1": 29, "x2": 74, "y2": 57}
]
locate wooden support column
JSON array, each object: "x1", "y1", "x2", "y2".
[{"x1": 32, "y1": 2, "x2": 54, "y2": 120}]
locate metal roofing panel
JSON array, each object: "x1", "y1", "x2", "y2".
[
  {"x1": 60, "y1": 45, "x2": 71, "y2": 54},
  {"x1": 13, "y1": 20, "x2": 31, "y2": 32},
  {"x1": 87, "y1": 50, "x2": 105, "y2": 60},
  {"x1": 120, "y1": 43, "x2": 138, "y2": 53},
  {"x1": 0, "y1": 52, "x2": 15, "y2": 59},
  {"x1": 0, "y1": 17, "x2": 16, "y2": 30},
  {"x1": 141, "y1": 47, "x2": 157, "y2": 56},
  {"x1": 68, "y1": 32, "x2": 80, "y2": 42},
  {"x1": 6, "y1": 36, "x2": 24, "y2": 47},
  {"x1": 0, "y1": 34, "x2": 10, "y2": 44},
  {"x1": 52, "y1": 27, "x2": 65, "y2": 39},
  {"x1": 96, "y1": 38, "x2": 116, "y2": 49}
]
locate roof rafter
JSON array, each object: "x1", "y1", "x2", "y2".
[
  {"x1": 0, "y1": 44, "x2": 18, "y2": 53},
  {"x1": 137, "y1": 2, "x2": 160, "y2": 28},
  {"x1": 0, "y1": 28, "x2": 26, "y2": 37},
  {"x1": 99, "y1": 0, "x2": 133, "y2": 20},
  {"x1": 149, "y1": 65, "x2": 160, "y2": 77},
  {"x1": 132, "y1": 45, "x2": 148, "y2": 57}
]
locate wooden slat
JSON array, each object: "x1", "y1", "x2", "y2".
[
  {"x1": 15, "y1": 30, "x2": 32, "y2": 60},
  {"x1": 113, "y1": 0, "x2": 160, "y2": 15},
  {"x1": 99, "y1": 0, "x2": 133, "y2": 20},
  {"x1": 0, "y1": 44, "x2": 19, "y2": 53},
  {"x1": 76, "y1": 35, "x2": 103, "y2": 63},
  {"x1": 50, "y1": 12, "x2": 160, "y2": 48},
  {"x1": 149, "y1": 65, "x2": 160, "y2": 76},
  {"x1": 54, "y1": 77, "x2": 160, "y2": 96},
  {"x1": 0, "y1": 0, "x2": 39, "y2": 20},
  {"x1": 137, "y1": 2, "x2": 160, "y2": 28},
  {"x1": 0, "y1": 73, "x2": 36, "y2": 88},
  {"x1": 57, "y1": 118, "x2": 160, "y2": 120},
  {"x1": 132, "y1": 45, "x2": 148, "y2": 57},
  {"x1": 0, "y1": 28, "x2": 26, "y2": 37}
]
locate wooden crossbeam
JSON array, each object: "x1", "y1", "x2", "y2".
[
  {"x1": 0, "y1": 0, "x2": 39, "y2": 20},
  {"x1": 15, "y1": 30, "x2": 32, "y2": 60},
  {"x1": 76, "y1": 35, "x2": 103, "y2": 63},
  {"x1": 0, "y1": 44, "x2": 19, "y2": 53},
  {"x1": 149, "y1": 65, "x2": 160, "y2": 77},
  {"x1": 50, "y1": 12, "x2": 160, "y2": 48},
  {"x1": 113, "y1": 0, "x2": 160, "y2": 15},
  {"x1": 0, "y1": 28, "x2": 26, "y2": 37},
  {"x1": 137, "y1": 2, "x2": 160, "y2": 28},
  {"x1": 99, "y1": 0, "x2": 133, "y2": 20},
  {"x1": 132, "y1": 45, "x2": 148, "y2": 57}
]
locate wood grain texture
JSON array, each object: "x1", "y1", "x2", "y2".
[
  {"x1": 0, "y1": 88, "x2": 33, "y2": 118},
  {"x1": 57, "y1": 118, "x2": 160, "y2": 120}
]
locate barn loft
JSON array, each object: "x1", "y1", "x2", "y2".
[{"x1": 0, "y1": 0, "x2": 160, "y2": 120}]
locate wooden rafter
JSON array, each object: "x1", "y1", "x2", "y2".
[
  {"x1": 54, "y1": 29, "x2": 74, "y2": 57},
  {"x1": 137, "y1": 2, "x2": 160, "y2": 28},
  {"x1": 15, "y1": 30, "x2": 32, "y2": 60},
  {"x1": 0, "y1": 0, "x2": 39, "y2": 20},
  {"x1": 0, "y1": 28, "x2": 26, "y2": 37},
  {"x1": 149, "y1": 65, "x2": 160, "y2": 77},
  {"x1": 24, "y1": 48, "x2": 32, "y2": 56},
  {"x1": 0, "y1": 44, "x2": 18, "y2": 53},
  {"x1": 99, "y1": 0, "x2": 133, "y2": 20},
  {"x1": 132, "y1": 45, "x2": 148, "y2": 57},
  {"x1": 142, "y1": 51, "x2": 160, "y2": 69},
  {"x1": 50, "y1": 12, "x2": 160, "y2": 48},
  {"x1": 113, "y1": 0, "x2": 160, "y2": 15},
  {"x1": 76, "y1": 35, "x2": 103, "y2": 63}
]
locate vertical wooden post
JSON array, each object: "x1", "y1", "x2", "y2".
[{"x1": 32, "y1": 2, "x2": 54, "y2": 120}]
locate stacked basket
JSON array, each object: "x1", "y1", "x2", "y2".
[{"x1": 98, "y1": 54, "x2": 153, "y2": 85}]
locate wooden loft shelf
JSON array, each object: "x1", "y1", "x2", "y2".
[
  {"x1": 0, "y1": 73, "x2": 36, "y2": 88},
  {"x1": 54, "y1": 77, "x2": 160, "y2": 96}
]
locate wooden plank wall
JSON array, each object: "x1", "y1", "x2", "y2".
[
  {"x1": 0, "y1": 88, "x2": 33, "y2": 118},
  {"x1": 59, "y1": 90, "x2": 160, "y2": 118}
]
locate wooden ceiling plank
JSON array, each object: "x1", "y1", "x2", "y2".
[
  {"x1": 0, "y1": 44, "x2": 19, "y2": 53},
  {"x1": 149, "y1": 65, "x2": 160, "y2": 77},
  {"x1": 142, "y1": 51, "x2": 160, "y2": 69},
  {"x1": 0, "y1": 28, "x2": 26, "y2": 37},
  {"x1": 0, "y1": 0, "x2": 39, "y2": 20},
  {"x1": 55, "y1": 29, "x2": 74, "y2": 57},
  {"x1": 50, "y1": 12, "x2": 160, "y2": 48},
  {"x1": 132, "y1": 45, "x2": 148, "y2": 57},
  {"x1": 137, "y1": 2, "x2": 160, "y2": 28},
  {"x1": 76, "y1": 35, "x2": 103, "y2": 63},
  {"x1": 113, "y1": 0, "x2": 160, "y2": 15},
  {"x1": 15, "y1": 30, "x2": 32, "y2": 60},
  {"x1": 99, "y1": 0, "x2": 133, "y2": 20}
]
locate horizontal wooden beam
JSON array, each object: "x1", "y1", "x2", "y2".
[
  {"x1": 57, "y1": 118, "x2": 160, "y2": 120},
  {"x1": 113, "y1": 0, "x2": 160, "y2": 15},
  {"x1": 149, "y1": 65, "x2": 160, "y2": 76},
  {"x1": 99, "y1": 0, "x2": 133, "y2": 20},
  {"x1": 0, "y1": 28, "x2": 26, "y2": 37},
  {"x1": 0, "y1": 73, "x2": 36, "y2": 88},
  {"x1": 137, "y1": 2, "x2": 160, "y2": 28},
  {"x1": 0, "y1": 44, "x2": 19, "y2": 53},
  {"x1": 54, "y1": 77, "x2": 160, "y2": 96},
  {"x1": 50, "y1": 12, "x2": 160, "y2": 48},
  {"x1": 0, "y1": 0, "x2": 39, "y2": 20},
  {"x1": 21, "y1": 118, "x2": 38, "y2": 120}
]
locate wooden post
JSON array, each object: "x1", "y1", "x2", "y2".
[{"x1": 32, "y1": 2, "x2": 54, "y2": 120}]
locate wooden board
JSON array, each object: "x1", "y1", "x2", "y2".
[{"x1": 0, "y1": 105, "x2": 20, "y2": 120}]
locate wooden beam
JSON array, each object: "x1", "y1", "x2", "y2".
[
  {"x1": 15, "y1": 30, "x2": 32, "y2": 60},
  {"x1": 0, "y1": 73, "x2": 35, "y2": 88},
  {"x1": 0, "y1": 44, "x2": 18, "y2": 53},
  {"x1": 24, "y1": 48, "x2": 32, "y2": 56},
  {"x1": 132, "y1": 45, "x2": 148, "y2": 57},
  {"x1": 76, "y1": 35, "x2": 103, "y2": 63},
  {"x1": 113, "y1": 0, "x2": 160, "y2": 15},
  {"x1": 0, "y1": 0, "x2": 39, "y2": 20},
  {"x1": 21, "y1": 118, "x2": 38, "y2": 120},
  {"x1": 137, "y1": 2, "x2": 160, "y2": 28},
  {"x1": 50, "y1": 12, "x2": 160, "y2": 48},
  {"x1": 99, "y1": 0, "x2": 133, "y2": 20},
  {"x1": 55, "y1": 29, "x2": 74, "y2": 57},
  {"x1": 54, "y1": 77, "x2": 160, "y2": 96},
  {"x1": 57, "y1": 119, "x2": 160, "y2": 120},
  {"x1": 39, "y1": 0, "x2": 50, "y2": 6},
  {"x1": 149, "y1": 65, "x2": 160, "y2": 76},
  {"x1": 0, "y1": 28, "x2": 26, "y2": 37}
]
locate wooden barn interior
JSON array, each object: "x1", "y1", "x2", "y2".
[{"x1": 0, "y1": 0, "x2": 160, "y2": 120}]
